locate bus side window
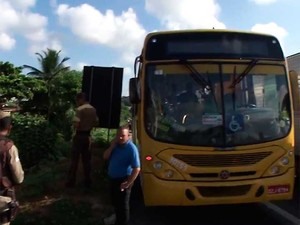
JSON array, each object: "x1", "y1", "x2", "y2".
[
  {"x1": 278, "y1": 85, "x2": 288, "y2": 110},
  {"x1": 281, "y1": 93, "x2": 291, "y2": 119}
]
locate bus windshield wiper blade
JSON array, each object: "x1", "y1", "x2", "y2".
[
  {"x1": 231, "y1": 59, "x2": 259, "y2": 87},
  {"x1": 179, "y1": 59, "x2": 211, "y2": 90}
]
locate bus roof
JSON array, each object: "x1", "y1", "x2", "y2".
[
  {"x1": 143, "y1": 29, "x2": 284, "y2": 61},
  {"x1": 145, "y1": 29, "x2": 277, "y2": 38}
]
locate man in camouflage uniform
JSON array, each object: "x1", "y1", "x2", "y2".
[
  {"x1": 66, "y1": 93, "x2": 98, "y2": 188},
  {"x1": 0, "y1": 111, "x2": 24, "y2": 225}
]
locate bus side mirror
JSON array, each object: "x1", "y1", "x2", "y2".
[{"x1": 129, "y1": 78, "x2": 140, "y2": 104}]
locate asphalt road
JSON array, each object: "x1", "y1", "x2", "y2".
[
  {"x1": 129, "y1": 178, "x2": 300, "y2": 225},
  {"x1": 130, "y1": 201, "x2": 297, "y2": 225},
  {"x1": 271, "y1": 177, "x2": 300, "y2": 222}
]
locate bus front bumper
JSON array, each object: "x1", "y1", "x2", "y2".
[{"x1": 142, "y1": 168, "x2": 295, "y2": 206}]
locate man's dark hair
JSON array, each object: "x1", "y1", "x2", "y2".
[
  {"x1": 76, "y1": 92, "x2": 87, "y2": 101},
  {"x1": 118, "y1": 125, "x2": 130, "y2": 133},
  {"x1": 0, "y1": 117, "x2": 12, "y2": 131}
]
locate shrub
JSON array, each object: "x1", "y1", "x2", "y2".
[
  {"x1": 10, "y1": 113, "x2": 64, "y2": 168},
  {"x1": 91, "y1": 128, "x2": 116, "y2": 147}
]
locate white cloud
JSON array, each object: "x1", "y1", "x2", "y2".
[
  {"x1": 0, "y1": 0, "x2": 62, "y2": 55},
  {"x1": 29, "y1": 36, "x2": 63, "y2": 55},
  {"x1": 9, "y1": 0, "x2": 36, "y2": 10},
  {"x1": 0, "y1": 1, "x2": 20, "y2": 31},
  {"x1": 75, "y1": 62, "x2": 89, "y2": 71},
  {"x1": 122, "y1": 67, "x2": 133, "y2": 96},
  {"x1": 0, "y1": 33, "x2": 16, "y2": 50},
  {"x1": 251, "y1": 22, "x2": 288, "y2": 51},
  {"x1": 19, "y1": 13, "x2": 48, "y2": 42},
  {"x1": 145, "y1": 0, "x2": 225, "y2": 30},
  {"x1": 56, "y1": 4, "x2": 146, "y2": 63},
  {"x1": 250, "y1": 0, "x2": 278, "y2": 5}
]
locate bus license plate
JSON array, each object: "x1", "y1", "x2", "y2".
[{"x1": 267, "y1": 185, "x2": 290, "y2": 194}]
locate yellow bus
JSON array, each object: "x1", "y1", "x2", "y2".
[{"x1": 129, "y1": 29, "x2": 299, "y2": 206}]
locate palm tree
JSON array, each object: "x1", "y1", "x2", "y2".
[
  {"x1": 23, "y1": 48, "x2": 70, "y2": 82},
  {"x1": 23, "y1": 49, "x2": 71, "y2": 120}
]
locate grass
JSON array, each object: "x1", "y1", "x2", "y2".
[{"x1": 12, "y1": 145, "x2": 113, "y2": 225}]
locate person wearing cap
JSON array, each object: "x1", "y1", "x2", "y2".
[
  {"x1": 0, "y1": 110, "x2": 24, "y2": 224},
  {"x1": 65, "y1": 92, "x2": 99, "y2": 188}
]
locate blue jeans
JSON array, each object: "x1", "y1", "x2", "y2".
[{"x1": 110, "y1": 177, "x2": 131, "y2": 225}]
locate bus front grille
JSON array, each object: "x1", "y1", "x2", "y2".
[
  {"x1": 173, "y1": 152, "x2": 272, "y2": 167},
  {"x1": 197, "y1": 185, "x2": 251, "y2": 197},
  {"x1": 190, "y1": 171, "x2": 256, "y2": 178}
]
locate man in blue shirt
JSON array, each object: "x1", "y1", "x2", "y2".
[{"x1": 103, "y1": 126, "x2": 140, "y2": 225}]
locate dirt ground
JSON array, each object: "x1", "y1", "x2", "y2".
[{"x1": 14, "y1": 146, "x2": 115, "y2": 225}]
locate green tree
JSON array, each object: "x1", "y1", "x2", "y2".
[
  {"x1": 0, "y1": 74, "x2": 47, "y2": 110},
  {"x1": 0, "y1": 61, "x2": 22, "y2": 76},
  {"x1": 0, "y1": 62, "x2": 46, "y2": 110},
  {"x1": 120, "y1": 101, "x2": 131, "y2": 124},
  {"x1": 23, "y1": 49, "x2": 71, "y2": 119},
  {"x1": 0, "y1": 61, "x2": 83, "y2": 166},
  {"x1": 50, "y1": 70, "x2": 83, "y2": 140},
  {"x1": 23, "y1": 49, "x2": 70, "y2": 82}
]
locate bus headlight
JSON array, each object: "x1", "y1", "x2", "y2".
[
  {"x1": 280, "y1": 156, "x2": 289, "y2": 165},
  {"x1": 270, "y1": 166, "x2": 280, "y2": 175},
  {"x1": 165, "y1": 169, "x2": 174, "y2": 178},
  {"x1": 153, "y1": 161, "x2": 163, "y2": 170}
]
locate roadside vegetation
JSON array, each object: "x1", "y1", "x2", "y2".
[
  {"x1": 0, "y1": 50, "x2": 131, "y2": 224},
  {"x1": 13, "y1": 142, "x2": 113, "y2": 225}
]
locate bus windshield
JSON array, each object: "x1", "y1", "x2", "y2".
[{"x1": 144, "y1": 62, "x2": 291, "y2": 147}]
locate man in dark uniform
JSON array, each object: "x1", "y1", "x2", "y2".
[
  {"x1": 66, "y1": 93, "x2": 98, "y2": 188},
  {"x1": 0, "y1": 110, "x2": 24, "y2": 225}
]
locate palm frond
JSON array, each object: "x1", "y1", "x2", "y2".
[
  {"x1": 25, "y1": 49, "x2": 71, "y2": 82},
  {"x1": 22, "y1": 65, "x2": 43, "y2": 76}
]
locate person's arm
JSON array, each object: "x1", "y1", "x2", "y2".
[
  {"x1": 73, "y1": 121, "x2": 79, "y2": 130},
  {"x1": 103, "y1": 138, "x2": 117, "y2": 160},
  {"x1": 120, "y1": 167, "x2": 141, "y2": 190},
  {"x1": 120, "y1": 143, "x2": 141, "y2": 190},
  {"x1": 73, "y1": 108, "x2": 80, "y2": 130},
  {"x1": 8, "y1": 145, "x2": 24, "y2": 184}
]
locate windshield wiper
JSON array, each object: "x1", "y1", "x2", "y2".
[
  {"x1": 179, "y1": 59, "x2": 211, "y2": 91},
  {"x1": 230, "y1": 59, "x2": 259, "y2": 88}
]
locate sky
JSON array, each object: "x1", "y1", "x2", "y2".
[{"x1": 0, "y1": 0, "x2": 300, "y2": 96}]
